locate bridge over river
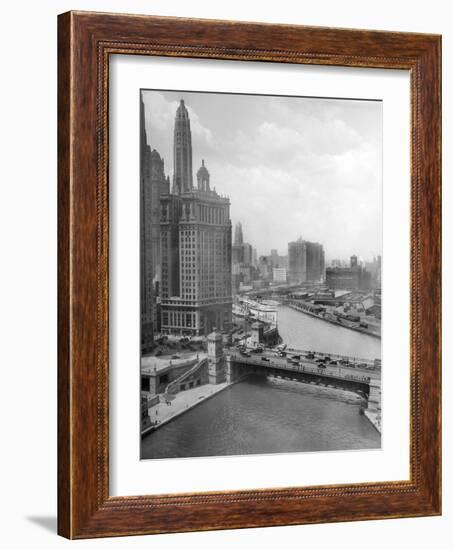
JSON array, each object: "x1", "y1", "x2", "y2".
[{"x1": 226, "y1": 349, "x2": 381, "y2": 431}]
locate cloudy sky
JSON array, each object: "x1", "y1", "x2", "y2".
[{"x1": 142, "y1": 89, "x2": 382, "y2": 261}]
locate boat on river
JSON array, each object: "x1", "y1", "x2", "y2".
[{"x1": 233, "y1": 298, "x2": 278, "y2": 326}]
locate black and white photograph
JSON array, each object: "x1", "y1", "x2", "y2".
[{"x1": 139, "y1": 89, "x2": 382, "y2": 460}]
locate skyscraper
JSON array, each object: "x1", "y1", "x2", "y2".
[
  {"x1": 288, "y1": 237, "x2": 325, "y2": 284},
  {"x1": 172, "y1": 99, "x2": 193, "y2": 194},
  {"x1": 232, "y1": 223, "x2": 244, "y2": 265},
  {"x1": 140, "y1": 94, "x2": 171, "y2": 352},
  {"x1": 288, "y1": 238, "x2": 307, "y2": 284},
  {"x1": 305, "y1": 241, "x2": 325, "y2": 281},
  {"x1": 242, "y1": 243, "x2": 252, "y2": 265},
  {"x1": 160, "y1": 100, "x2": 232, "y2": 335},
  {"x1": 234, "y1": 222, "x2": 244, "y2": 245},
  {"x1": 140, "y1": 95, "x2": 154, "y2": 352},
  {"x1": 231, "y1": 223, "x2": 255, "y2": 291}
]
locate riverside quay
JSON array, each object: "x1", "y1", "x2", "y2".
[{"x1": 141, "y1": 324, "x2": 381, "y2": 440}]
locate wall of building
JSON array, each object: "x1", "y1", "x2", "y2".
[
  {"x1": 288, "y1": 239, "x2": 325, "y2": 283},
  {"x1": 141, "y1": 357, "x2": 201, "y2": 395},
  {"x1": 326, "y1": 266, "x2": 372, "y2": 291}
]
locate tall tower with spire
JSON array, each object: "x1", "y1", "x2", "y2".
[
  {"x1": 172, "y1": 99, "x2": 193, "y2": 194},
  {"x1": 159, "y1": 99, "x2": 232, "y2": 336}
]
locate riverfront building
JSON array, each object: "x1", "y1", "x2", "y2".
[
  {"x1": 325, "y1": 255, "x2": 372, "y2": 291},
  {"x1": 160, "y1": 100, "x2": 232, "y2": 335},
  {"x1": 288, "y1": 237, "x2": 325, "y2": 284}
]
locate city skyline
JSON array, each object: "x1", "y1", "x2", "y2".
[
  {"x1": 142, "y1": 89, "x2": 382, "y2": 260},
  {"x1": 230, "y1": 219, "x2": 379, "y2": 265}
]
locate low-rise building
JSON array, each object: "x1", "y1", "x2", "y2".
[{"x1": 326, "y1": 266, "x2": 371, "y2": 291}]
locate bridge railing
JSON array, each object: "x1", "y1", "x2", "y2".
[
  {"x1": 264, "y1": 346, "x2": 378, "y2": 367},
  {"x1": 229, "y1": 353, "x2": 373, "y2": 384},
  {"x1": 164, "y1": 358, "x2": 208, "y2": 396}
]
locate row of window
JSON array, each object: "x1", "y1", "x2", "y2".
[
  {"x1": 198, "y1": 205, "x2": 227, "y2": 225},
  {"x1": 162, "y1": 311, "x2": 196, "y2": 328}
]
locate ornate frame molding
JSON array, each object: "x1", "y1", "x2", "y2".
[{"x1": 58, "y1": 11, "x2": 441, "y2": 538}]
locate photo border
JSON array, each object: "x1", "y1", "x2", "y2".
[{"x1": 58, "y1": 11, "x2": 441, "y2": 538}]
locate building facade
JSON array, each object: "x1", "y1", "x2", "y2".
[
  {"x1": 234, "y1": 222, "x2": 244, "y2": 245},
  {"x1": 306, "y1": 241, "x2": 325, "y2": 281},
  {"x1": 160, "y1": 100, "x2": 232, "y2": 336},
  {"x1": 365, "y1": 255, "x2": 382, "y2": 289},
  {"x1": 288, "y1": 239, "x2": 307, "y2": 283},
  {"x1": 231, "y1": 222, "x2": 255, "y2": 291},
  {"x1": 325, "y1": 255, "x2": 372, "y2": 291},
  {"x1": 273, "y1": 267, "x2": 287, "y2": 283},
  {"x1": 141, "y1": 96, "x2": 170, "y2": 352},
  {"x1": 288, "y1": 237, "x2": 325, "y2": 284}
]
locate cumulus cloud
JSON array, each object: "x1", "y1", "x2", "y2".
[
  {"x1": 143, "y1": 91, "x2": 215, "y2": 160},
  {"x1": 141, "y1": 89, "x2": 382, "y2": 261}
]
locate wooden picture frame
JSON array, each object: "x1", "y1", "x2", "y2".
[{"x1": 58, "y1": 10, "x2": 441, "y2": 539}]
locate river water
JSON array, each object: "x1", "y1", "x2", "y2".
[
  {"x1": 277, "y1": 304, "x2": 381, "y2": 360},
  {"x1": 141, "y1": 305, "x2": 381, "y2": 460}
]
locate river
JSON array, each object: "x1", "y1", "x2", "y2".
[
  {"x1": 141, "y1": 375, "x2": 380, "y2": 459},
  {"x1": 277, "y1": 304, "x2": 381, "y2": 360},
  {"x1": 141, "y1": 305, "x2": 381, "y2": 460}
]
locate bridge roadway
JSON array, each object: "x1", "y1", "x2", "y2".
[
  {"x1": 227, "y1": 348, "x2": 380, "y2": 386},
  {"x1": 282, "y1": 346, "x2": 379, "y2": 369},
  {"x1": 234, "y1": 344, "x2": 379, "y2": 370}
]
